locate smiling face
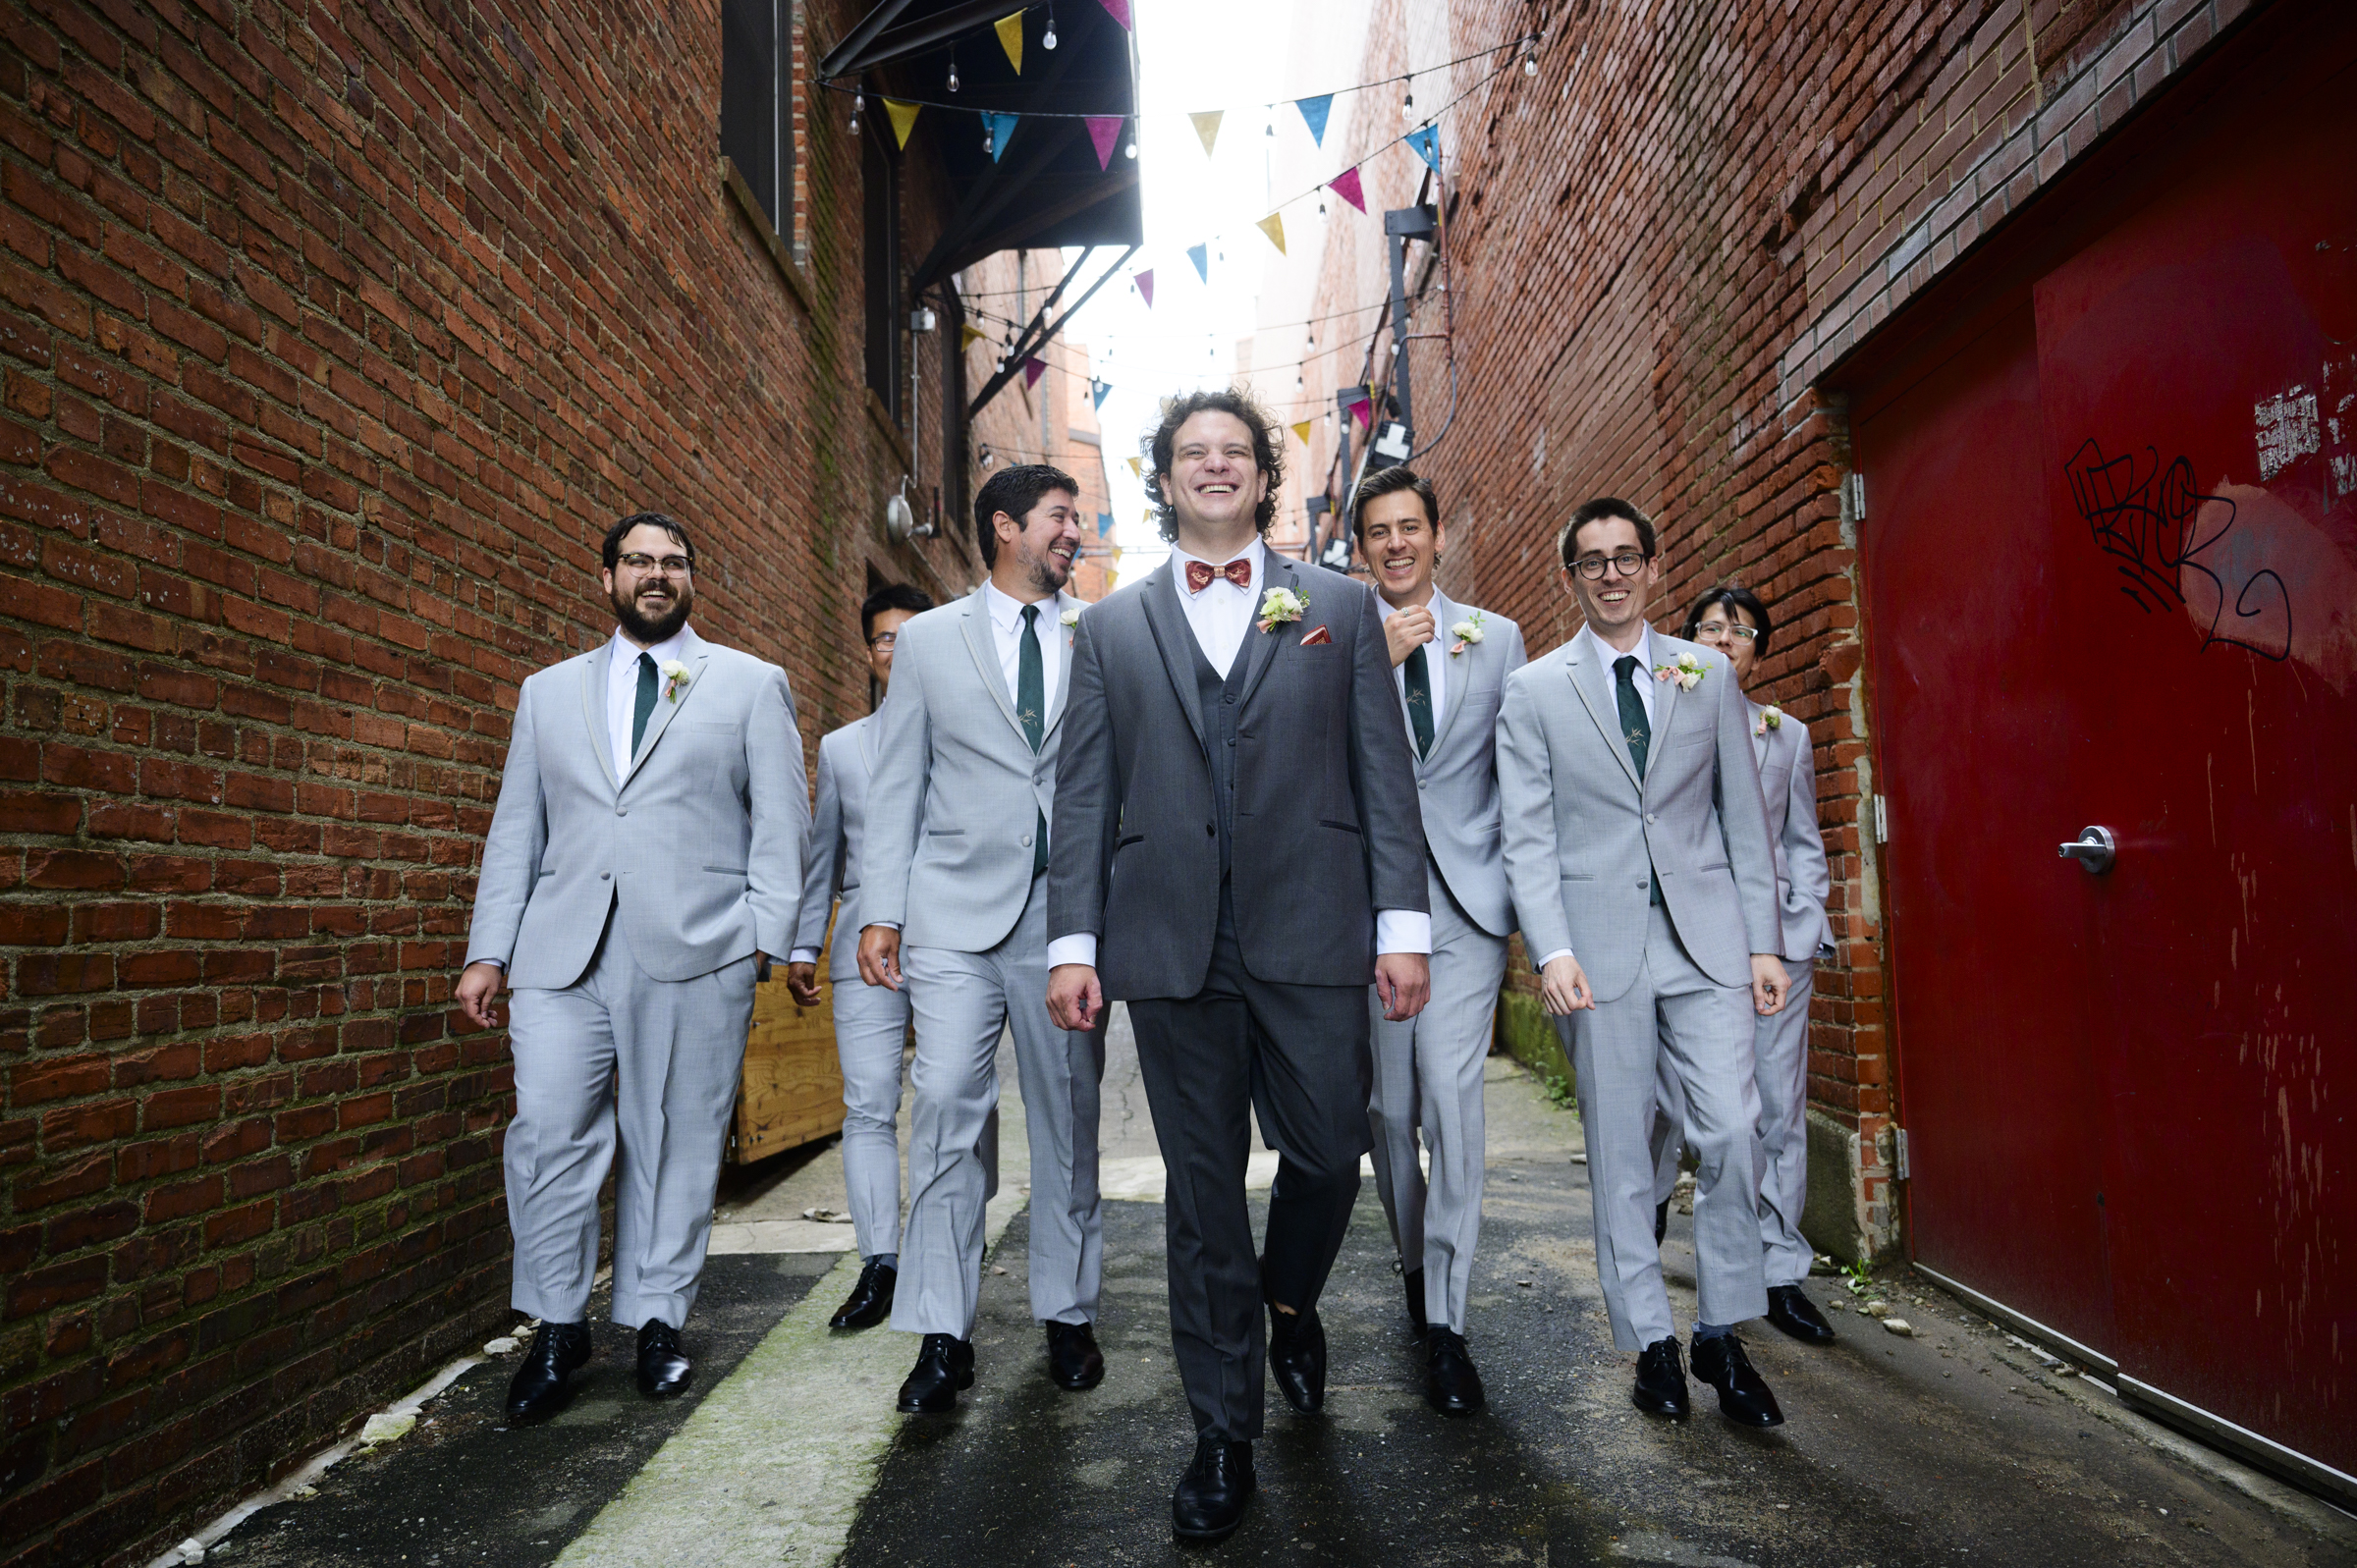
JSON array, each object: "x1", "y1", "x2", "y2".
[
  {"x1": 1160, "y1": 410, "x2": 1269, "y2": 555},
  {"x1": 1691, "y1": 599, "x2": 1762, "y2": 685},
  {"x1": 991, "y1": 487, "x2": 1082, "y2": 601},
  {"x1": 602, "y1": 520, "x2": 695, "y2": 645},
  {"x1": 1561, "y1": 514, "x2": 1659, "y2": 649},
  {"x1": 865, "y1": 606, "x2": 916, "y2": 691},
  {"x1": 1358, "y1": 489, "x2": 1442, "y2": 609}
]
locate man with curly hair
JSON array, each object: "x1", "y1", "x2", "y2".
[{"x1": 1048, "y1": 389, "x2": 1430, "y2": 1541}]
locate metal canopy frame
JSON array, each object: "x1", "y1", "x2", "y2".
[
  {"x1": 819, "y1": 0, "x2": 1041, "y2": 78},
  {"x1": 966, "y1": 243, "x2": 1139, "y2": 416}
]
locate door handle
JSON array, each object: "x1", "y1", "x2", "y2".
[{"x1": 2057, "y1": 825, "x2": 2116, "y2": 875}]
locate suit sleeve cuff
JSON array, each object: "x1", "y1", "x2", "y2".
[
  {"x1": 1375, "y1": 910, "x2": 1431, "y2": 956},
  {"x1": 787, "y1": 948, "x2": 820, "y2": 966},
  {"x1": 1535, "y1": 948, "x2": 1573, "y2": 970},
  {"x1": 1047, "y1": 934, "x2": 1098, "y2": 969}
]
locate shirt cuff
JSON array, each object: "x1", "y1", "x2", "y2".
[
  {"x1": 787, "y1": 948, "x2": 820, "y2": 967},
  {"x1": 1046, "y1": 934, "x2": 1098, "y2": 969},
  {"x1": 470, "y1": 957, "x2": 504, "y2": 971},
  {"x1": 1535, "y1": 948, "x2": 1573, "y2": 970},
  {"x1": 1374, "y1": 909, "x2": 1431, "y2": 956}
]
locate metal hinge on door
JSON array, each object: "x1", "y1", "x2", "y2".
[
  {"x1": 1894, "y1": 1127, "x2": 1910, "y2": 1179},
  {"x1": 1843, "y1": 471, "x2": 1866, "y2": 522},
  {"x1": 1874, "y1": 795, "x2": 1889, "y2": 843}
]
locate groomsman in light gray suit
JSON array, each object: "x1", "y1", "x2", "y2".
[
  {"x1": 1350, "y1": 465, "x2": 1526, "y2": 1418},
  {"x1": 457, "y1": 512, "x2": 807, "y2": 1425},
  {"x1": 786, "y1": 583, "x2": 935, "y2": 1333},
  {"x1": 1496, "y1": 496, "x2": 1792, "y2": 1429},
  {"x1": 857, "y1": 465, "x2": 1107, "y2": 1414},
  {"x1": 1649, "y1": 584, "x2": 1838, "y2": 1346}
]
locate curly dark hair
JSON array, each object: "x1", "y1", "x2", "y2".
[{"x1": 1141, "y1": 388, "x2": 1284, "y2": 543}]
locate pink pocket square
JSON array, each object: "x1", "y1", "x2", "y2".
[{"x1": 1299, "y1": 624, "x2": 1333, "y2": 647}]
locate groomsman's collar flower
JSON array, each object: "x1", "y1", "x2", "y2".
[
  {"x1": 1257, "y1": 585, "x2": 1308, "y2": 633},
  {"x1": 1448, "y1": 611, "x2": 1486, "y2": 656},
  {"x1": 660, "y1": 659, "x2": 693, "y2": 702},
  {"x1": 1060, "y1": 604, "x2": 1081, "y2": 627},
  {"x1": 1653, "y1": 651, "x2": 1706, "y2": 690},
  {"x1": 1755, "y1": 704, "x2": 1784, "y2": 736}
]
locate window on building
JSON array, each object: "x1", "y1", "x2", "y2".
[
  {"x1": 863, "y1": 128, "x2": 902, "y2": 417},
  {"x1": 721, "y1": 0, "x2": 792, "y2": 235}
]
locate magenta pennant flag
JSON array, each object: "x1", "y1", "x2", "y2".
[
  {"x1": 1022, "y1": 356, "x2": 1048, "y2": 389},
  {"x1": 1134, "y1": 268, "x2": 1154, "y2": 306},
  {"x1": 1348, "y1": 393, "x2": 1372, "y2": 429},
  {"x1": 1084, "y1": 116, "x2": 1124, "y2": 170},
  {"x1": 1328, "y1": 166, "x2": 1366, "y2": 212},
  {"x1": 1095, "y1": 0, "x2": 1132, "y2": 28}
]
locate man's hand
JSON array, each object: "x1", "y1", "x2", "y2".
[
  {"x1": 1540, "y1": 953, "x2": 1594, "y2": 1015},
  {"x1": 456, "y1": 961, "x2": 506, "y2": 1031},
  {"x1": 785, "y1": 961, "x2": 821, "y2": 1008},
  {"x1": 1374, "y1": 951, "x2": 1431, "y2": 1021},
  {"x1": 855, "y1": 925, "x2": 903, "y2": 991},
  {"x1": 1382, "y1": 605, "x2": 1437, "y2": 668},
  {"x1": 1750, "y1": 953, "x2": 1789, "y2": 1016},
  {"x1": 1047, "y1": 962, "x2": 1104, "y2": 1032}
]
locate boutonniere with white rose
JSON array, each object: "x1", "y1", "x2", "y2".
[
  {"x1": 660, "y1": 659, "x2": 693, "y2": 702},
  {"x1": 1257, "y1": 585, "x2": 1308, "y2": 634},
  {"x1": 1754, "y1": 704, "x2": 1783, "y2": 737},
  {"x1": 1060, "y1": 605, "x2": 1081, "y2": 628},
  {"x1": 1652, "y1": 651, "x2": 1706, "y2": 690},
  {"x1": 1448, "y1": 611, "x2": 1487, "y2": 657}
]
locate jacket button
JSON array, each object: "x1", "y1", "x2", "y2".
[
  {"x1": 616, "y1": 807, "x2": 628, "y2": 817},
  {"x1": 1417, "y1": 778, "x2": 1427, "y2": 788},
  {"x1": 1645, "y1": 812, "x2": 1657, "y2": 824},
  {"x1": 1205, "y1": 824, "x2": 1216, "y2": 837},
  {"x1": 1636, "y1": 880, "x2": 1649, "y2": 891},
  {"x1": 1020, "y1": 835, "x2": 1032, "y2": 847},
  {"x1": 601, "y1": 872, "x2": 611, "y2": 881}
]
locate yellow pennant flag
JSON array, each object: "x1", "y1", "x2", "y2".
[
  {"x1": 884, "y1": 98, "x2": 921, "y2": 150},
  {"x1": 959, "y1": 323, "x2": 987, "y2": 351},
  {"x1": 1256, "y1": 212, "x2": 1286, "y2": 254},
  {"x1": 1126, "y1": 457, "x2": 1142, "y2": 476},
  {"x1": 1290, "y1": 420, "x2": 1312, "y2": 445},
  {"x1": 995, "y1": 13, "x2": 1024, "y2": 73},
  {"x1": 1189, "y1": 111, "x2": 1223, "y2": 156}
]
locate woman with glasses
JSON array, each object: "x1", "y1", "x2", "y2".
[{"x1": 1652, "y1": 584, "x2": 1840, "y2": 1347}]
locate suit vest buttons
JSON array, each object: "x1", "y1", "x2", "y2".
[{"x1": 1205, "y1": 823, "x2": 1216, "y2": 837}]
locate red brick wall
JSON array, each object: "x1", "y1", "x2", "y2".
[{"x1": 0, "y1": 1, "x2": 975, "y2": 1561}]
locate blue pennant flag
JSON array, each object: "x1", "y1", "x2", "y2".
[
  {"x1": 1186, "y1": 243, "x2": 1208, "y2": 282},
  {"x1": 1091, "y1": 378, "x2": 1110, "y2": 408},
  {"x1": 982, "y1": 112, "x2": 1020, "y2": 161},
  {"x1": 1095, "y1": 511, "x2": 1114, "y2": 536},
  {"x1": 1405, "y1": 124, "x2": 1440, "y2": 173},
  {"x1": 1294, "y1": 94, "x2": 1333, "y2": 145}
]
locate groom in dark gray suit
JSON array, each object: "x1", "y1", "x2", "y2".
[{"x1": 1047, "y1": 389, "x2": 1429, "y2": 1542}]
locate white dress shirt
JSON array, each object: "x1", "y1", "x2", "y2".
[
  {"x1": 1535, "y1": 622, "x2": 1659, "y2": 971},
  {"x1": 1045, "y1": 540, "x2": 1428, "y2": 969},
  {"x1": 1378, "y1": 593, "x2": 1447, "y2": 738},
  {"x1": 983, "y1": 579, "x2": 1069, "y2": 717},
  {"x1": 606, "y1": 624, "x2": 693, "y2": 777}
]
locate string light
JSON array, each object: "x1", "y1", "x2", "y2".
[
  {"x1": 948, "y1": 48, "x2": 959, "y2": 92},
  {"x1": 1402, "y1": 75, "x2": 1414, "y2": 118},
  {"x1": 850, "y1": 89, "x2": 862, "y2": 134},
  {"x1": 1524, "y1": 49, "x2": 1539, "y2": 76},
  {"x1": 1043, "y1": 4, "x2": 1058, "y2": 49},
  {"x1": 1124, "y1": 138, "x2": 1137, "y2": 158}
]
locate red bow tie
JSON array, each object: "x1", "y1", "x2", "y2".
[{"x1": 1184, "y1": 559, "x2": 1253, "y2": 594}]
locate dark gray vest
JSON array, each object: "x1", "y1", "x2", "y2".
[{"x1": 1190, "y1": 638, "x2": 1250, "y2": 881}]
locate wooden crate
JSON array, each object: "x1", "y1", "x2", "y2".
[{"x1": 733, "y1": 957, "x2": 849, "y2": 1164}]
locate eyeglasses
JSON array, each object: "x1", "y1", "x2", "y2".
[
  {"x1": 866, "y1": 631, "x2": 900, "y2": 649},
  {"x1": 618, "y1": 552, "x2": 693, "y2": 577},
  {"x1": 1568, "y1": 551, "x2": 1650, "y2": 580},
  {"x1": 1691, "y1": 620, "x2": 1760, "y2": 644}
]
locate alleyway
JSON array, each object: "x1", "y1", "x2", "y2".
[{"x1": 192, "y1": 1016, "x2": 2354, "y2": 1568}]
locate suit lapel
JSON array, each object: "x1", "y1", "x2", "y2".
[
  {"x1": 1749, "y1": 700, "x2": 1769, "y2": 771},
  {"x1": 1044, "y1": 590, "x2": 1076, "y2": 738},
  {"x1": 1426, "y1": 590, "x2": 1467, "y2": 759},
  {"x1": 1566, "y1": 638, "x2": 1644, "y2": 794},
  {"x1": 621, "y1": 628, "x2": 709, "y2": 789},
  {"x1": 1644, "y1": 637, "x2": 1683, "y2": 801},
  {"x1": 1139, "y1": 563, "x2": 1210, "y2": 756},
  {"x1": 579, "y1": 643, "x2": 621, "y2": 792},
  {"x1": 1232, "y1": 556, "x2": 1291, "y2": 712},
  {"x1": 957, "y1": 587, "x2": 1031, "y2": 747},
  {"x1": 854, "y1": 713, "x2": 879, "y2": 778}
]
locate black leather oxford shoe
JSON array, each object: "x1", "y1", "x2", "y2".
[
  {"x1": 1631, "y1": 1335, "x2": 1690, "y2": 1418},
  {"x1": 1045, "y1": 1320, "x2": 1105, "y2": 1390},
  {"x1": 1424, "y1": 1327, "x2": 1486, "y2": 1418},
  {"x1": 636, "y1": 1319, "x2": 692, "y2": 1399},
  {"x1": 1401, "y1": 1267, "x2": 1429, "y2": 1337},
  {"x1": 1690, "y1": 1331, "x2": 1784, "y2": 1427},
  {"x1": 896, "y1": 1332, "x2": 974, "y2": 1413},
  {"x1": 1765, "y1": 1283, "x2": 1837, "y2": 1345},
  {"x1": 1171, "y1": 1434, "x2": 1255, "y2": 1541},
  {"x1": 505, "y1": 1321, "x2": 591, "y2": 1425},
  {"x1": 829, "y1": 1257, "x2": 897, "y2": 1330},
  {"x1": 1268, "y1": 1305, "x2": 1327, "y2": 1415}
]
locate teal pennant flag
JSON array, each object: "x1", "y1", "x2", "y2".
[
  {"x1": 1295, "y1": 94, "x2": 1332, "y2": 145},
  {"x1": 1405, "y1": 124, "x2": 1440, "y2": 173},
  {"x1": 1186, "y1": 243, "x2": 1208, "y2": 282},
  {"x1": 982, "y1": 112, "x2": 1020, "y2": 161}
]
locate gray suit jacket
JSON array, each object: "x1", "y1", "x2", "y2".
[
  {"x1": 1397, "y1": 591, "x2": 1526, "y2": 938},
  {"x1": 465, "y1": 624, "x2": 807, "y2": 989},
  {"x1": 793, "y1": 716, "x2": 879, "y2": 982},
  {"x1": 1496, "y1": 630, "x2": 1778, "y2": 1002},
  {"x1": 1751, "y1": 703, "x2": 1833, "y2": 960},
  {"x1": 1048, "y1": 554, "x2": 1427, "y2": 998},
  {"x1": 860, "y1": 585, "x2": 1078, "y2": 953}
]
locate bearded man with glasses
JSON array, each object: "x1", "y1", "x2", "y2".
[
  {"x1": 1496, "y1": 497, "x2": 1793, "y2": 1429},
  {"x1": 456, "y1": 511, "x2": 807, "y2": 1425}
]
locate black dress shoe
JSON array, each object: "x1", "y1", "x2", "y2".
[
  {"x1": 1690, "y1": 1331, "x2": 1784, "y2": 1427},
  {"x1": 1401, "y1": 1268, "x2": 1429, "y2": 1337},
  {"x1": 1171, "y1": 1434, "x2": 1255, "y2": 1541},
  {"x1": 505, "y1": 1322, "x2": 591, "y2": 1425},
  {"x1": 829, "y1": 1257, "x2": 897, "y2": 1330},
  {"x1": 1045, "y1": 1321, "x2": 1105, "y2": 1390},
  {"x1": 1424, "y1": 1327, "x2": 1486, "y2": 1418},
  {"x1": 636, "y1": 1319, "x2": 692, "y2": 1399},
  {"x1": 1631, "y1": 1335, "x2": 1690, "y2": 1418},
  {"x1": 896, "y1": 1332, "x2": 974, "y2": 1413},
  {"x1": 1655, "y1": 1197, "x2": 1671, "y2": 1246},
  {"x1": 1765, "y1": 1283, "x2": 1836, "y2": 1345},
  {"x1": 1268, "y1": 1305, "x2": 1327, "y2": 1414}
]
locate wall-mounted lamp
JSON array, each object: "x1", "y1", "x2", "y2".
[{"x1": 886, "y1": 476, "x2": 935, "y2": 541}]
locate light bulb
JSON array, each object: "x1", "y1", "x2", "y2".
[
  {"x1": 1524, "y1": 53, "x2": 1539, "y2": 76},
  {"x1": 1318, "y1": 200, "x2": 1327, "y2": 218},
  {"x1": 1124, "y1": 140, "x2": 1137, "y2": 159},
  {"x1": 1044, "y1": 26, "x2": 1057, "y2": 48},
  {"x1": 948, "y1": 59, "x2": 959, "y2": 92}
]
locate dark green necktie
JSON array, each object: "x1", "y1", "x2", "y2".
[
  {"x1": 1403, "y1": 642, "x2": 1435, "y2": 759},
  {"x1": 630, "y1": 650, "x2": 658, "y2": 760},
  {"x1": 1019, "y1": 605, "x2": 1048, "y2": 875},
  {"x1": 1613, "y1": 655, "x2": 1650, "y2": 780}
]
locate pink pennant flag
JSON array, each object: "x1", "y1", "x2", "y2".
[
  {"x1": 1095, "y1": 0, "x2": 1133, "y2": 28},
  {"x1": 1328, "y1": 166, "x2": 1366, "y2": 212},
  {"x1": 1348, "y1": 394, "x2": 1371, "y2": 429},
  {"x1": 1022, "y1": 356, "x2": 1047, "y2": 389},
  {"x1": 1084, "y1": 115, "x2": 1124, "y2": 170},
  {"x1": 1134, "y1": 268, "x2": 1154, "y2": 306}
]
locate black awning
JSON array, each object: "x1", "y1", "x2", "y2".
[{"x1": 820, "y1": 1, "x2": 1140, "y2": 293}]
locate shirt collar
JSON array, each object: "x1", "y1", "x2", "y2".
[
  {"x1": 1580, "y1": 621, "x2": 1652, "y2": 673},
  {"x1": 1172, "y1": 536, "x2": 1265, "y2": 598},
  {"x1": 983, "y1": 579, "x2": 1059, "y2": 635},
  {"x1": 1377, "y1": 587, "x2": 1444, "y2": 623},
  {"x1": 612, "y1": 623, "x2": 692, "y2": 671}
]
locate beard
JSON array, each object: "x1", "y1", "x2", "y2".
[
  {"x1": 613, "y1": 579, "x2": 691, "y2": 643},
  {"x1": 1020, "y1": 540, "x2": 1073, "y2": 596}
]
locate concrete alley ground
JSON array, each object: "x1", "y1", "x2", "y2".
[{"x1": 184, "y1": 1011, "x2": 2356, "y2": 1568}]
